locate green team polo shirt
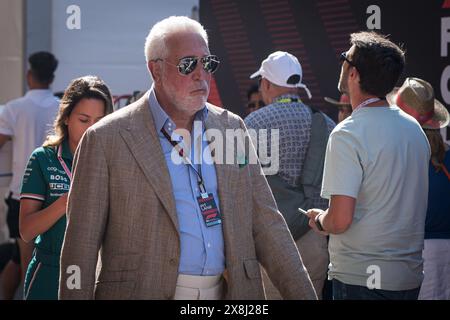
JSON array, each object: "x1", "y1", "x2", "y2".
[{"x1": 20, "y1": 139, "x2": 73, "y2": 255}]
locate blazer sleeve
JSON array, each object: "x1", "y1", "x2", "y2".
[
  {"x1": 240, "y1": 118, "x2": 318, "y2": 300},
  {"x1": 59, "y1": 128, "x2": 109, "y2": 299}
]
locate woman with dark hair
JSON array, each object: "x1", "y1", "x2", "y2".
[{"x1": 19, "y1": 76, "x2": 113, "y2": 300}]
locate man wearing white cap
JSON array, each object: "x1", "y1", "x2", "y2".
[{"x1": 245, "y1": 51, "x2": 335, "y2": 299}]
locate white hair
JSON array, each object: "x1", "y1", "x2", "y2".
[{"x1": 144, "y1": 16, "x2": 209, "y2": 62}]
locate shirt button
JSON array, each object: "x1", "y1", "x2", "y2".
[{"x1": 207, "y1": 243, "x2": 211, "y2": 248}]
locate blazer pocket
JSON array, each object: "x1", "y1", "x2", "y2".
[
  {"x1": 243, "y1": 259, "x2": 261, "y2": 280},
  {"x1": 107, "y1": 253, "x2": 140, "y2": 271},
  {"x1": 98, "y1": 254, "x2": 141, "y2": 283},
  {"x1": 95, "y1": 281, "x2": 136, "y2": 300}
]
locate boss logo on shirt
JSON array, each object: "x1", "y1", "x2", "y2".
[{"x1": 50, "y1": 174, "x2": 69, "y2": 183}]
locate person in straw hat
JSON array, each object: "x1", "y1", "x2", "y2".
[{"x1": 387, "y1": 77, "x2": 450, "y2": 300}]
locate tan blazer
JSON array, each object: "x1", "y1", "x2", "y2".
[{"x1": 58, "y1": 93, "x2": 316, "y2": 300}]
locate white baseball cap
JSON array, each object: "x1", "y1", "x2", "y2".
[{"x1": 250, "y1": 51, "x2": 312, "y2": 99}]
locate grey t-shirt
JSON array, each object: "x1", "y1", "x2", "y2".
[{"x1": 321, "y1": 105, "x2": 430, "y2": 290}]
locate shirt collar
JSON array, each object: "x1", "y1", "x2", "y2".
[
  {"x1": 25, "y1": 88, "x2": 52, "y2": 96},
  {"x1": 148, "y1": 85, "x2": 208, "y2": 136},
  {"x1": 272, "y1": 94, "x2": 302, "y2": 104},
  {"x1": 24, "y1": 89, "x2": 58, "y2": 107},
  {"x1": 60, "y1": 139, "x2": 73, "y2": 161},
  {"x1": 25, "y1": 89, "x2": 53, "y2": 99}
]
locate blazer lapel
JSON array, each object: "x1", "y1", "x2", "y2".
[{"x1": 119, "y1": 94, "x2": 179, "y2": 234}]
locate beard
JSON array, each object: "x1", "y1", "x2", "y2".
[
  {"x1": 162, "y1": 76, "x2": 210, "y2": 115},
  {"x1": 337, "y1": 66, "x2": 349, "y2": 94}
]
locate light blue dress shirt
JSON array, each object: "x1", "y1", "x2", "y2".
[{"x1": 148, "y1": 88, "x2": 225, "y2": 276}]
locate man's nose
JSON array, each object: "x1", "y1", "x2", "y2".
[{"x1": 191, "y1": 62, "x2": 209, "y2": 80}]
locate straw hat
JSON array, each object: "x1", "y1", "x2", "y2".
[
  {"x1": 324, "y1": 93, "x2": 351, "y2": 107},
  {"x1": 387, "y1": 77, "x2": 449, "y2": 129}
]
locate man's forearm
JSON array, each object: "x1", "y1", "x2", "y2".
[
  {"x1": 311, "y1": 195, "x2": 355, "y2": 234},
  {"x1": 318, "y1": 211, "x2": 344, "y2": 234}
]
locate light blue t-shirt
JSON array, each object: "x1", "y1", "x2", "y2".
[{"x1": 321, "y1": 105, "x2": 430, "y2": 291}]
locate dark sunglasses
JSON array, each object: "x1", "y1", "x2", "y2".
[
  {"x1": 340, "y1": 52, "x2": 358, "y2": 70},
  {"x1": 156, "y1": 55, "x2": 220, "y2": 75}
]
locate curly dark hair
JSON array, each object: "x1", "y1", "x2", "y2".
[
  {"x1": 28, "y1": 51, "x2": 58, "y2": 85},
  {"x1": 349, "y1": 32, "x2": 405, "y2": 97}
]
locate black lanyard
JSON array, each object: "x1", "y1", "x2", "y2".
[{"x1": 161, "y1": 127, "x2": 207, "y2": 195}]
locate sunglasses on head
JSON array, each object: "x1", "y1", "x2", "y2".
[{"x1": 155, "y1": 55, "x2": 220, "y2": 75}]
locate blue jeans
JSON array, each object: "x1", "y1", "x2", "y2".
[{"x1": 332, "y1": 279, "x2": 420, "y2": 300}]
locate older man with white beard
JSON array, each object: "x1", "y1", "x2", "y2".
[{"x1": 59, "y1": 16, "x2": 316, "y2": 300}]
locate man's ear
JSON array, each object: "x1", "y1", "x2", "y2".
[
  {"x1": 260, "y1": 78, "x2": 272, "y2": 105},
  {"x1": 148, "y1": 60, "x2": 162, "y2": 84},
  {"x1": 261, "y1": 78, "x2": 271, "y2": 91},
  {"x1": 26, "y1": 70, "x2": 33, "y2": 87},
  {"x1": 349, "y1": 66, "x2": 359, "y2": 82}
]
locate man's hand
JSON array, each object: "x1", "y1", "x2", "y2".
[{"x1": 306, "y1": 209, "x2": 329, "y2": 235}]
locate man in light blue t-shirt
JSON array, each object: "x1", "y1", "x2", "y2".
[{"x1": 306, "y1": 31, "x2": 430, "y2": 300}]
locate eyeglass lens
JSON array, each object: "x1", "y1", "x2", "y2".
[{"x1": 178, "y1": 55, "x2": 220, "y2": 75}]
